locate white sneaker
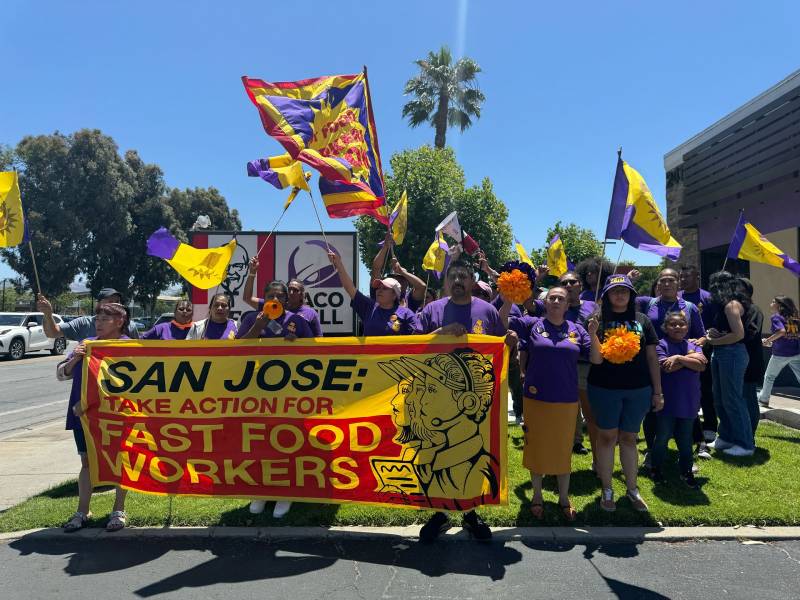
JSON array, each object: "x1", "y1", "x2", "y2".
[
  {"x1": 691, "y1": 462, "x2": 700, "y2": 474},
  {"x1": 723, "y1": 445, "x2": 754, "y2": 457},
  {"x1": 708, "y1": 437, "x2": 734, "y2": 451},
  {"x1": 272, "y1": 501, "x2": 292, "y2": 518},
  {"x1": 249, "y1": 500, "x2": 266, "y2": 514},
  {"x1": 697, "y1": 444, "x2": 712, "y2": 460}
]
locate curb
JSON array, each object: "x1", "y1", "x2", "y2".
[
  {"x1": 762, "y1": 408, "x2": 800, "y2": 430},
  {"x1": 2, "y1": 525, "x2": 799, "y2": 544}
]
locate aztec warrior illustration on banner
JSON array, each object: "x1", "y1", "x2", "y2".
[
  {"x1": 79, "y1": 335, "x2": 509, "y2": 511},
  {"x1": 190, "y1": 231, "x2": 357, "y2": 334}
]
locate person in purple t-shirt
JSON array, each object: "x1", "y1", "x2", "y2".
[
  {"x1": 415, "y1": 259, "x2": 513, "y2": 543},
  {"x1": 678, "y1": 264, "x2": 718, "y2": 444},
  {"x1": 56, "y1": 303, "x2": 131, "y2": 532},
  {"x1": 187, "y1": 294, "x2": 238, "y2": 340},
  {"x1": 759, "y1": 296, "x2": 800, "y2": 408},
  {"x1": 557, "y1": 271, "x2": 599, "y2": 460},
  {"x1": 328, "y1": 251, "x2": 421, "y2": 336},
  {"x1": 652, "y1": 312, "x2": 707, "y2": 488},
  {"x1": 141, "y1": 299, "x2": 194, "y2": 340},
  {"x1": 518, "y1": 286, "x2": 601, "y2": 522},
  {"x1": 240, "y1": 281, "x2": 312, "y2": 519},
  {"x1": 243, "y1": 257, "x2": 324, "y2": 337}
]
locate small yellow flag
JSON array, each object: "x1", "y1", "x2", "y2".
[
  {"x1": 0, "y1": 172, "x2": 25, "y2": 247},
  {"x1": 514, "y1": 238, "x2": 533, "y2": 267},
  {"x1": 168, "y1": 239, "x2": 237, "y2": 290},
  {"x1": 391, "y1": 191, "x2": 408, "y2": 245}
]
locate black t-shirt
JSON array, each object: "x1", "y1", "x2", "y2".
[
  {"x1": 744, "y1": 304, "x2": 765, "y2": 382},
  {"x1": 588, "y1": 312, "x2": 659, "y2": 390}
]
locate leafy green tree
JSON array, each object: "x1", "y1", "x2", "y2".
[
  {"x1": 355, "y1": 146, "x2": 512, "y2": 281},
  {"x1": 0, "y1": 133, "x2": 87, "y2": 296},
  {"x1": 402, "y1": 46, "x2": 485, "y2": 149},
  {"x1": 529, "y1": 221, "x2": 604, "y2": 269},
  {"x1": 167, "y1": 187, "x2": 242, "y2": 234}
]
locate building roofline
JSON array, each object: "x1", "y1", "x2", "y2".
[{"x1": 664, "y1": 68, "x2": 800, "y2": 171}]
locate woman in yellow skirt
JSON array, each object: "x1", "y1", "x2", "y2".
[{"x1": 516, "y1": 286, "x2": 601, "y2": 520}]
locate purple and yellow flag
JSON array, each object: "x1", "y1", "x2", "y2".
[
  {"x1": 422, "y1": 232, "x2": 450, "y2": 279},
  {"x1": 242, "y1": 72, "x2": 389, "y2": 225},
  {"x1": 247, "y1": 154, "x2": 310, "y2": 192},
  {"x1": 727, "y1": 213, "x2": 800, "y2": 277},
  {"x1": 606, "y1": 157, "x2": 682, "y2": 260}
]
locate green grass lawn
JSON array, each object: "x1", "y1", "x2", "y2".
[{"x1": 1, "y1": 421, "x2": 798, "y2": 532}]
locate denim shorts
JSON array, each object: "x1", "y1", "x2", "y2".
[
  {"x1": 72, "y1": 426, "x2": 87, "y2": 455},
  {"x1": 587, "y1": 385, "x2": 652, "y2": 433}
]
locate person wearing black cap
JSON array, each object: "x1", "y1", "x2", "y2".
[
  {"x1": 38, "y1": 288, "x2": 139, "y2": 340},
  {"x1": 587, "y1": 274, "x2": 661, "y2": 513}
]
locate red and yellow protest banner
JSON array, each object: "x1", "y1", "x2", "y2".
[{"x1": 80, "y1": 335, "x2": 508, "y2": 511}]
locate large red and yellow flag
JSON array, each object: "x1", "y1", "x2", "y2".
[
  {"x1": 80, "y1": 336, "x2": 508, "y2": 511},
  {"x1": 242, "y1": 72, "x2": 389, "y2": 225}
]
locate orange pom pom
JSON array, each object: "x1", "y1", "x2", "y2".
[
  {"x1": 599, "y1": 326, "x2": 641, "y2": 364},
  {"x1": 496, "y1": 269, "x2": 532, "y2": 305},
  {"x1": 262, "y1": 300, "x2": 284, "y2": 320}
]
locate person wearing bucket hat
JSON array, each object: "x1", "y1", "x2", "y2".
[
  {"x1": 38, "y1": 287, "x2": 139, "y2": 341},
  {"x1": 586, "y1": 274, "x2": 661, "y2": 513},
  {"x1": 328, "y1": 251, "x2": 420, "y2": 336}
]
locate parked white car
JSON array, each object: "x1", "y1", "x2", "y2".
[{"x1": 0, "y1": 312, "x2": 68, "y2": 360}]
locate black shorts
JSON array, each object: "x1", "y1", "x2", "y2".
[{"x1": 72, "y1": 426, "x2": 87, "y2": 454}]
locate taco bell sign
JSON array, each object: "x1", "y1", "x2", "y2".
[{"x1": 190, "y1": 231, "x2": 357, "y2": 335}]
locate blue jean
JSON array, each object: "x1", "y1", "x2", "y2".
[
  {"x1": 651, "y1": 414, "x2": 694, "y2": 474},
  {"x1": 743, "y1": 381, "x2": 760, "y2": 436},
  {"x1": 712, "y1": 344, "x2": 753, "y2": 450}
]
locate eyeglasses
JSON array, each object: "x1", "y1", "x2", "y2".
[{"x1": 560, "y1": 279, "x2": 580, "y2": 286}]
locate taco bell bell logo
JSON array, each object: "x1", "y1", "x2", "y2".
[{"x1": 288, "y1": 240, "x2": 343, "y2": 288}]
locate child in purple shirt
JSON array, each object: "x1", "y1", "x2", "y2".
[{"x1": 652, "y1": 312, "x2": 707, "y2": 488}]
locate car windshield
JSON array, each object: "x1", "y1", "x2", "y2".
[{"x1": 0, "y1": 315, "x2": 25, "y2": 326}]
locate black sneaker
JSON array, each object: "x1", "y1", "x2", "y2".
[
  {"x1": 572, "y1": 443, "x2": 589, "y2": 455},
  {"x1": 681, "y1": 471, "x2": 699, "y2": 489},
  {"x1": 649, "y1": 467, "x2": 666, "y2": 484},
  {"x1": 419, "y1": 512, "x2": 449, "y2": 542},
  {"x1": 462, "y1": 510, "x2": 492, "y2": 542}
]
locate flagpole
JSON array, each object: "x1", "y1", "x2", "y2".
[
  {"x1": 27, "y1": 240, "x2": 41, "y2": 296},
  {"x1": 614, "y1": 240, "x2": 626, "y2": 269},
  {"x1": 256, "y1": 204, "x2": 290, "y2": 257},
  {"x1": 422, "y1": 270, "x2": 430, "y2": 307},
  {"x1": 306, "y1": 189, "x2": 332, "y2": 251},
  {"x1": 596, "y1": 146, "x2": 623, "y2": 301}
]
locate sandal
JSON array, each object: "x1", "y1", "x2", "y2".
[
  {"x1": 106, "y1": 510, "x2": 127, "y2": 532},
  {"x1": 64, "y1": 511, "x2": 91, "y2": 532},
  {"x1": 559, "y1": 502, "x2": 577, "y2": 522},
  {"x1": 529, "y1": 502, "x2": 545, "y2": 520}
]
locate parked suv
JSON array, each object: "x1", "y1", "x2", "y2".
[{"x1": 0, "y1": 312, "x2": 68, "y2": 360}]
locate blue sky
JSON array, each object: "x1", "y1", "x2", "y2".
[{"x1": 2, "y1": 0, "x2": 800, "y2": 285}]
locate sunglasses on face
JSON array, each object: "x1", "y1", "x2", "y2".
[{"x1": 560, "y1": 279, "x2": 580, "y2": 286}]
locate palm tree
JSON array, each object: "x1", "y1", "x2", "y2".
[{"x1": 402, "y1": 46, "x2": 485, "y2": 149}]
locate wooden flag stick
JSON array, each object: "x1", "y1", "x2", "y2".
[{"x1": 27, "y1": 240, "x2": 41, "y2": 296}]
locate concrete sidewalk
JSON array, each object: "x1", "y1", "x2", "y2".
[
  {"x1": 0, "y1": 421, "x2": 76, "y2": 511},
  {"x1": 760, "y1": 393, "x2": 800, "y2": 429}
]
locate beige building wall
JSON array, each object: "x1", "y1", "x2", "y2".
[{"x1": 749, "y1": 227, "x2": 800, "y2": 332}]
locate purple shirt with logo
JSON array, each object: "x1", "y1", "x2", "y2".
[
  {"x1": 679, "y1": 288, "x2": 718, "y2": 330},
  {"x1": 656, "y1": 339, "x2": 702, "y2": 418},
  {"x1": 770, "y1": 314, "x2": 800, "y2": 357},
  {"x1": 419, "y1": 297, "x2": 505, "y2": 336},
  {"x1": 237, "y1": 310, "x2": 312, "y2": 339},
  {"x1": 638, "y1": 296, "x2": 705, "y2": 340},
  {"x1": 258, "y1": 299, "x2": 323, "y2": 337},
  {"x1": 141, "y1": 321, "x2": 191, "y2": 340},
  {"x1": 351, "y1": 291, "x2": 421, "y2": 336},
  {"x1": 519, "y1": 318, "x2": 590, "y2": 403}
]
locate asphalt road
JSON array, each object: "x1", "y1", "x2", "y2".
[
  {"x1": 1, "y1": 536, "x2": 799, "y2": 599},
  {"x1": 0, "y1": 342, "x2": 76, "y2": 439}
]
